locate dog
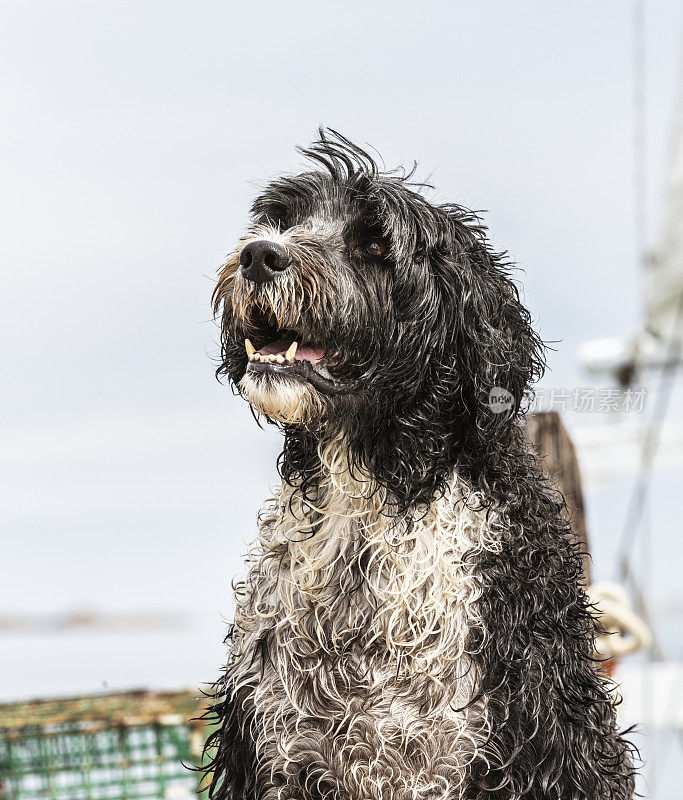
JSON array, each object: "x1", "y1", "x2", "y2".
[{"x1": 204, "y1": 130, "x2": 635, "y2": 800}]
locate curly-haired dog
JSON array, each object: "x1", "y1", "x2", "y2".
[{"x1": 205, "y1": 131, "x2": 635, "y2": 800}]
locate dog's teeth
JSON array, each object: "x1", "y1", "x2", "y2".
[
  {"x1": 275, "y1": 355, "x2": 285, "y2": 364},
  {"x1": 245, "y1": 339, "x2": 255, "y2": 357},
  {"x1": 285, "y1": 341, "x2": 298, "y2": 362}
]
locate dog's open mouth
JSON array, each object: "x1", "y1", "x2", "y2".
[
  {"x1": 248, "y1": 335, "x2": 324, "y2": 367},
  {"x1": 243, "y1": 329, "x2": 350, "y2": 394}
]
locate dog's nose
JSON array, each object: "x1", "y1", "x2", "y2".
[{"x1": 239, "y1": 240, "x2": 289, "y2": 283}]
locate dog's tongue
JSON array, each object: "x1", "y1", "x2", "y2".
[{"x1": 258, "y1": 338, "x2": 325, "y2": 364}]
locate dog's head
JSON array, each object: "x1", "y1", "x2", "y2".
[{"x1": 214, "y1": 130, "x2": 544, "y2": 508}]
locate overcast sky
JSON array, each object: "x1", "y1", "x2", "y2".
[{"x1": 1, "y1": 1, "x2": 682, "y2": 715}]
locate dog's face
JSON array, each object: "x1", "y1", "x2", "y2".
[
  {"x1": 214, "y1": 138, "x2": 426, "y2": 428},
  {"x1": 214, "y1": 131, "x2": 544, "y2": 507}
]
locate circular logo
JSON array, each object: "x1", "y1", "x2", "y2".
[{"x1": 488, "y1": 387, "x2": 515, "y2": 418}]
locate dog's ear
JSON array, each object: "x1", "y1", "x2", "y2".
[
  {"x1": 436, "y1": 211, "x2": 546, "y2": 460},
  {"x1": 353, "y1": 211, "x2": 545, "y2": 511}
]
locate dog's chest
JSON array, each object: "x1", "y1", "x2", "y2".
[{"x1": 230, "y1": 477, "x2": 494, "y2": 799}]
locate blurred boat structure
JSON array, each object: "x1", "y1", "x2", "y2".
[
  {"x1": 578, "y1": 50, "x2": 683, "y2": 385},
  {"x1": 575, "y1": 15, "x2": 683, "y2": 796}
]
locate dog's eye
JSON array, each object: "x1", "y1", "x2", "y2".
[{"x1": 365, "y1": 239, "x2": 387, "y2": 257}]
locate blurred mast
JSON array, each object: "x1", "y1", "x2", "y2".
[
  {"x1": 634, "y1": 0, "x2": 648, "y2": 308},
  {"x1": 645, "y1": 47, "x2": 683, "y2": 346}
]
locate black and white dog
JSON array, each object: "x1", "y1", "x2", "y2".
[{"x1": 205, "y1": 131, "x2": 635, "y2": 800}]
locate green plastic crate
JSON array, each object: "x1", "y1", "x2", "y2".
[{"x1": 0, "y1": 690, "x2": 207, "y2": 800}]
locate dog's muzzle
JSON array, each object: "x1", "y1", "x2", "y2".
[{"x1": 239, "y1": 240, "x2": 289, "y2": 283}]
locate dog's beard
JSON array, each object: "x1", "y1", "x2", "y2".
[{"x1": 238, "y1": 371, "x2": 322, "y2": 424}]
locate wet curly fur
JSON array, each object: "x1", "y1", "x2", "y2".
[{"x1": 203, "y1": 130, "x2": 636, "y2": 799}]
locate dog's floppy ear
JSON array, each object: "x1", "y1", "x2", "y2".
[
  {"x1": 438, "y1": 209, "x2": 546, "y2": 461},
  {"x1": 351, "y1": 209, "x2": 545, "y2": 511}
]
